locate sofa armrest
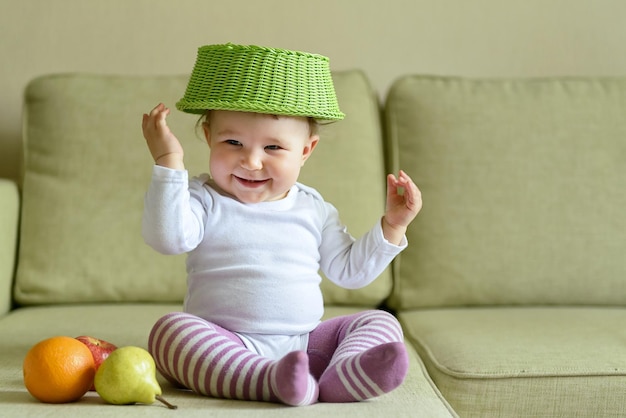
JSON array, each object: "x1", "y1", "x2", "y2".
[{"x1": 0, "y1": 179, "x2": 19, "y2": 315}]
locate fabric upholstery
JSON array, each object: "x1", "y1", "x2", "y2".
[
  {"x1": 11, "y1": 71, "x2": 626, "y2": 417},
  {"x1": 0, "y1": 179, "x2": 19, "y2": 315},
  {"x1": 399, "y1": 307, "x2": 626, "y2": 417},
  {"x1": 15, "y1": 71, "x2": 391, "y2": 307},
  {"x1": 385, "y1": 75, "x2": 626, "y2": 309},
  {"x1": 0, "y1": 304, "x2": 457, "y2": 417}
]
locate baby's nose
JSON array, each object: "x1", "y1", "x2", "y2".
[{"x1": 241, "y1": 150, "x2": 263, "y2": 170}]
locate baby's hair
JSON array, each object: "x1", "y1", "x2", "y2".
[{"x1": 196, "y1": 111, "x2": 320, "y2": 137}]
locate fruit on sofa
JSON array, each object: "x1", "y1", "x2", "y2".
[
  {"x1": 23, "y1": 336, "x2": 96, "y2": 403},
  {"x1": 94, "y1": 346, "x2": 177, "y2": 409},
  {"x1": 75, "y1": 335, "x2": 117, "y2": 390},
  {"x1": 75, "y1": 336, "x2": 117, "y2": 369}
]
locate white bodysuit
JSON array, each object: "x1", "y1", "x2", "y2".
[{"x1": 142, "y1": 166, "x2": 406, "y2": 356}]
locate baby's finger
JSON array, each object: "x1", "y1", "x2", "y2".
[
  {"x1": 403, "y1": 175, "x2": 417, "y2": 194},
  {"x1": 147, "y1": 103, "x2": 166, "y2": 122},
  {"x1": 148, "y1": 103, "x2": 162, "y2": 116},
  {"x1": 407, "y1": 184, "x2": 422, "y2": 210},
  {"x1": 398, "y1": 170, "x2": 413, "y2": 184},
  {"x1": 387, "y1": 174, "x2": 404, "y2": 199},
  {"x1": 141, "y1": 113, "x2": 149, "y2": 130},
  {"x1": 156, "y1": 106, "x2": 171, "y2": 126},
  {"x1": 399, "y1": 171, "x2": 416, "y2": 191}
]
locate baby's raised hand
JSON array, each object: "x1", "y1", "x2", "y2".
[
  {"x1": 142, "y1": 103, "x2": 185, "y2": 170},
  {"x1": 382, "y1": 170, "x2": 422, "y2": 245}
]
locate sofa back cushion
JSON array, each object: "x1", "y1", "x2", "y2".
[
  {"x1": 15, "y1": 70, "x2": 390, "y2": 306},
  {"x1": 0, "y1": 179, "x2": 19, "y2": 315},
  {"x1": 386, "y1": 76, "x2": 626, "y2": 309}
]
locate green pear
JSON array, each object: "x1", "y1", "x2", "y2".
[{"x1": 94, "y1": 346, "x2": 177, "y2": 409}]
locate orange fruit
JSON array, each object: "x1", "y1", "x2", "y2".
[{"x1": 23, "y1": 336, "x2": 96, "y2": 403}]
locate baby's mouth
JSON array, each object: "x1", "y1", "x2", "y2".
[{"x1": 234, "y1": 176, "x2": 269, "y2": 188}]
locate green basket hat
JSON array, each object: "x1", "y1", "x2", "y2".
[{"x1": 176, "y1": 44, "x2": 345, "y2": 120}]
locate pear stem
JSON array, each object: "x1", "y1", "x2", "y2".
[{"x1": 155, "y1": 394, "x2": 178, "y2": 409}]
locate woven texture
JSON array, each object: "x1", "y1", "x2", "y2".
[{"x1": 176, "y1": 44, "x2": 345, "y2": 120}]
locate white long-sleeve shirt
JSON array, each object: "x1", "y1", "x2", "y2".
[{"x1": 143, "y1": 166, "x2": 406, "y2": 335}]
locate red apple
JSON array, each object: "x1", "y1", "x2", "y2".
[{"x1": 75, "y1": 336, "x2": 117, "y2": 390}]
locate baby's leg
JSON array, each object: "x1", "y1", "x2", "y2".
[
  {"x1": 309, "y1": 310, "x2": 408, "y2": 402},
  {"x1": 148, "y1": 312, "x2": 318, "y2": 406}
]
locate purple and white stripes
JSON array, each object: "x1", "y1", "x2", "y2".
[
  {"x1": 148, "y1": 310, "x2": 409, "y2": 405},
  {"x1": 149, "y1": 312, "x2": 274, "y2": 401},
  {"x1": 318, "y1": 310, "x2": 408, "y2": 402}
]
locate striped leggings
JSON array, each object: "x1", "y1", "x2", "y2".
[{"x1": 148, "y1": 310, "x2": 408, "y2": 406}]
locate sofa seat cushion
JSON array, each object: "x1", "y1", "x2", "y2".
[
  {"x1": 399, "y1": 307, "x2": 626, "y2": 417},
  {"x1": 0, "y1": 304, "x2": 456, "y2": 417},
  {"x1": 16, "y1": 70, "x2": 391, "y2": 307}
]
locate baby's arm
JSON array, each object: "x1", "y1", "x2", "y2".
[
  {"x1": 142, "y1": 103, "x2": 185, "y2": 170},
  {"x1": 382, "y1": 170, "x2": 422, "y2": 245}
]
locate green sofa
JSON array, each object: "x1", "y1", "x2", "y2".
[{"x1": 1, "y1": 70, "x2": 625, "y2": 417}]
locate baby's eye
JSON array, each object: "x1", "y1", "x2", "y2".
[
  {"x1": 265, "y1": 145, "x2": 282, "y2": 151},
  {"x1": 225, "y1": 139, "x2": 241, "y2": 146}
]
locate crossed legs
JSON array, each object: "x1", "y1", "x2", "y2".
[{"x1": 148, "y1": 310, "x2": 408, "y2": 406}]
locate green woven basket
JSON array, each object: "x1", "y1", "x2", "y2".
[{"x1": 176, "y1": 44, "x2": 345, "y2": 120}]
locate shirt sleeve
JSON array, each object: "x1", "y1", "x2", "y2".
[
  {"x1": 141, "y1": 165, "x2": 207, "y2": 254},
  {"x1": 318, "y1": 203, "x2": 407, "y2": 289}
]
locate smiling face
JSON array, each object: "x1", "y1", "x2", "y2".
[{"x1": 203, "y1": 110, "x2": 319, "y2": 203}]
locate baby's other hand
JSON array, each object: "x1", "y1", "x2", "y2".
[
  {"x1": 382, "y1": 170, "x2": 422, "y2": 245},
  {"x1": 142, "y1": 103, "x2": 185, "y2": 170}
]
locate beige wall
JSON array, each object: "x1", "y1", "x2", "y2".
[{"x1": 2, "y1": 0, "x2": 626, "y2": 182}]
